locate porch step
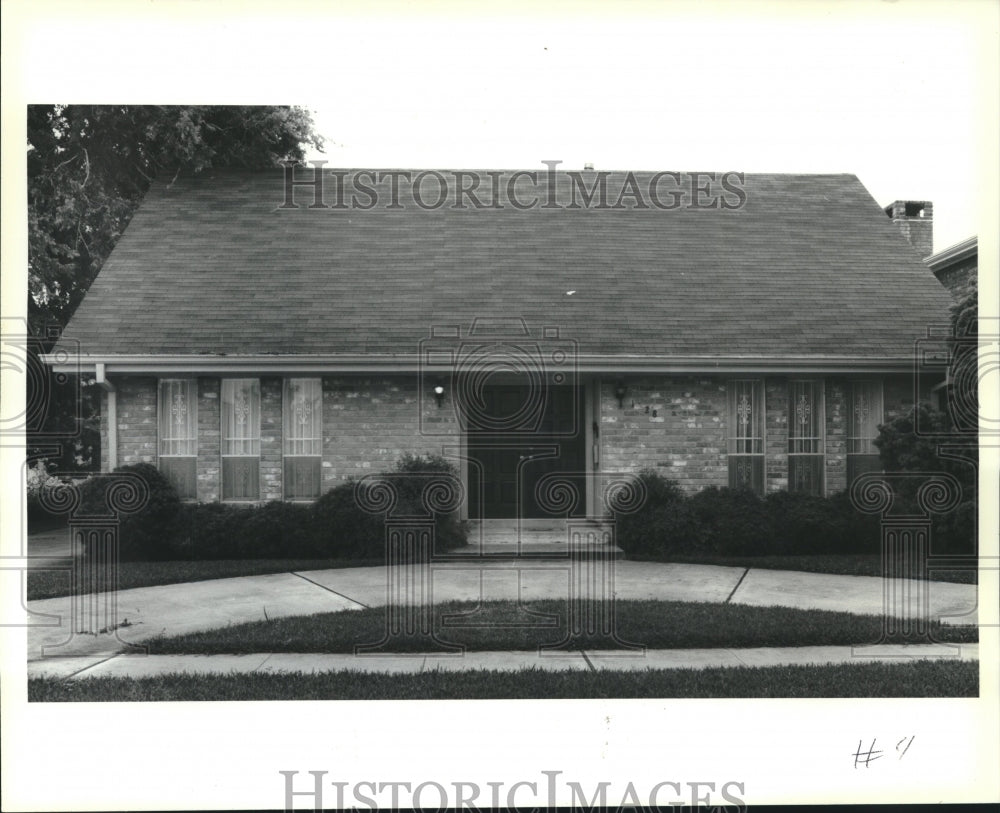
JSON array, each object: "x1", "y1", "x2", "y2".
[{"x1": 455, "y1": 519, "x2": 624, "y2": 559}]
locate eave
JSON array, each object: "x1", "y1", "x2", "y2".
[
  {"x1": 925, "y1": 236, "x2": 978, "y2": 272},
  {"x1": 42, "y1": 353, "x2": 924, "y2": 376}
]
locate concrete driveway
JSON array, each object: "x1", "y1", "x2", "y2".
[{"x1": 24, "y1": 559, "x2": 979, "y2": 666}]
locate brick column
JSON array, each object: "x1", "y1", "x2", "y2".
[
  {"x1": 765, "y1": 378, "x2": 788, "y2": 493},
  {"x1": 197, "y1": 377, "x2": 220, "y2": 502},
  {"x1": 117, "y1": 377, "x2": 157, "y2": 465},
  {"x1": 260, "y1": 377, "x2": 283, "y2": 500},
  {"x1": 825, "y1": 379, "x2": 847, "y2": 494}
]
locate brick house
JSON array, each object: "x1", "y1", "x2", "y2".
[
  {"x1": 925, "y1": 235, "x2": 978, "y2": 300},
  {"x1": 44, "y1": 169, "x2": 953, "y2": 520}
]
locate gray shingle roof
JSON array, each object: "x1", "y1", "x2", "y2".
[{"x1": 55, "y1": 169, "x2": 952, "y2": 365}]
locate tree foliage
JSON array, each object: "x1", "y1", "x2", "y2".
[
  {"x1": 26, "y1": 105, "x2": 322, "y2": 473},
  {"x1": 872, "y1": 271, "x2": 979, "y2": 553},
  {"x1": 28, "y1": 104, "x2": 322, "y2": 340}
]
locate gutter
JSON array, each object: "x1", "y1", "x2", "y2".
[
  {"x1": 925, "y1": 236, "x2": 977, "y2": 272},
  {"x1": 42, "y1": 353, "x2": 924, "y2": 375}
]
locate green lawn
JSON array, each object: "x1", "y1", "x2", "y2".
[
  {"x1": 28, "y1": 659, "x2": 979, "y2": 700},
  {"x1": 26, "y1": 558, "x2": 384, "y2": 601},
  {"x1": 630, "y1": 553, "x2": 978, "y2": 584},
  {"x1": 144, "y1": 599, "x2": 978, "y2": 654}
]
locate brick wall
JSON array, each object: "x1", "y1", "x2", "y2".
[
  {"x1": 321, "y1": 376, "x2": 462, "y2": 486},
  {"x1": 599, "y1": 376, "x2": 727, "y2": 493},
  {"x1": 197, "y1": 378, "x2": 220, "y2": 502},
  {"x1": 825, "y1": 378, "x2": 848, "y2": 494},
  {"x1": 934, "y1": 255, "x2": 976, "y2": 300},
  {"x1": 261, "y1": 377, "x2": 282, "y2": 501},
  {"x1": 116, "y1": 377, "x2": 157, "y2": 467},
  {"x1": 764, "y1": 378, "x2": 788, "y2": 492},
  {"x1": 102, "y1": 372, "x2": 924, "y2": 502}
]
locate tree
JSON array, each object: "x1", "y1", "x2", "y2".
[
  {"x1": 28, "y1": 104, "x2": 322, "y2": 340},
  {"x1": 872, "y1": 273, "x2": 979, "y2": 553},
  {"x1": 26, "y1": 105, "x2": 323, "y2": 472}
]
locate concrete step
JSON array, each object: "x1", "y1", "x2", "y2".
[{"x1": 459, "y1": 519, "x2": 623, "y2": 559}]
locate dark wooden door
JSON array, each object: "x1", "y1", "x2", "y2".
[{"x1": 466, "y1": 384, "x2": 585, "y2": 519}]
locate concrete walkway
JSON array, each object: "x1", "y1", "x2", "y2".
[
  {"x1": 23, "y1": 557, "x2": 979, "y2": 678},
  {"x1": 30, "y1": 642, "x2": 978, "y2": 681}
]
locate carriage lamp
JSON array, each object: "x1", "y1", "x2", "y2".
[
  {"x1": 615, "y1": 381, "x2": 628, "y2": 409},
  {"x1": 433, "y1": 382, "x2": 446, "y2": 408}
]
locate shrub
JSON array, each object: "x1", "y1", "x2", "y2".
[
  {"x1": 689, "y1": 486, "x2": 774, "y2": 555},
  {"x1": 616, "y1": 471, "x2": 888, "y2": 559},
  {"x1": 615, "y1": 470, "x2": 702, "y2": 555},
  {"x1": 310, "y1": 481, "x2": 385, "y2": 558},
  {"x1": 76, "y1": 463, "x2": 182, "y2": 561},
  {"x1": 173, "y1": 500, "x2": 317, "y2": 560},
  {"x1": 311, "y1": 454, "x2": 468, "y2": 558}
]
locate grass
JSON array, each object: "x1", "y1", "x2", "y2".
[
  {"x1": 26, "y1": 558, "x2": 384, "y2": 601},
  {"x1": 144, "y1": 599, "x2": 978, "y2": 654},
  {"x1": 628, "y1": 553, "x2": 978, "y2": 584},
  {"x1": 28, "y1": 659, "x2": 979, "y2": 700}
]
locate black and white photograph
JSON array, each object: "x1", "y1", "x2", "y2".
[{"x1": 2, "y1": 0, "x2": 997, "y2": 810}]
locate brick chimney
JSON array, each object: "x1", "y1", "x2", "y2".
[{"x1": 884, "y1": 200, "x2": 933, "y2": 258}]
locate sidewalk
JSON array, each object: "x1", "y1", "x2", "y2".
[
  {"x1": 24, "y1": 558, "x2": 979, "y2": 677},
  {"x1": 29, "y1": 642, "x2": 979, "y2": 681}
]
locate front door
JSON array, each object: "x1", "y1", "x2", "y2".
[{"x1": 466, "y1": 383, "x2": 586, "y2": 519}]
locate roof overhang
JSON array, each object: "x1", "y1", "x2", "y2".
[
  {"x1": 42, "y1": 353, "x2": 923, "y2": 376},
  {"x1": 925, "y1": 236, "x2": 977, "y2": 272}
]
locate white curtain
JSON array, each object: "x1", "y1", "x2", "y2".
[
  {"x1": 283, "y1": 378, "x2": 322, "y2": 456},
  {"x1": 159, "y1": 380, "x2": 197, "y2": 456},
  {"x1": 222, "y1": 379, "x2": 260, "y2": 456}
]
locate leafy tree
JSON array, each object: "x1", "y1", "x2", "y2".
[
  {"x1": 26, "y1": 105, "x2": 322, "y2": 473},
  {"x1": 28, "y1": 105, "x2": 322, "y2": 339},
  {"x1": 872, "y1": 271, "x2": 979, "y2": 552}
]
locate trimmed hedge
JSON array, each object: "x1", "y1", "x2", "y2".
[
  {"x1": 74, "y1": 455, "x2": 467, "y2": 562},
  {"x1": 616, "y1": 470, "x2": 885, "y2": 558}
]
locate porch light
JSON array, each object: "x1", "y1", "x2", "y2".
[
  {"x1": 615, "y1": 381, "x2": 628, "y2": 408},
  {"x1": 433, "y1": 383, "x2": 446, "y2": 408}
]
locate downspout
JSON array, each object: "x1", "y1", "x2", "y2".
[{"x1": 95, "y1": 363, "x2": 117, "y2": 472}]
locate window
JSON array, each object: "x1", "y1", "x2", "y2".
[
  {"x1": 158, "y1": 379, "x2": 197, "y2": 499},
  {"x1": 283, "y1": 378, "x2": 322, "y2": 499},
  {"x1": 221, "y1": 378, "x2": 260, "y2": 500},
  {"x1": 848, "y1": 380, "x2": 884, "y2": 485},
  {"x1": 788, "y1": 380, "x2": 824, "y2": 496},
  {"x1": 727, "y1": 380, "x2": 765, "y2": 495}
]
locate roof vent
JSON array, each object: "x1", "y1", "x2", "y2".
[{"x1": 583, "y1": 162, "x2": 594, "y2": 171}]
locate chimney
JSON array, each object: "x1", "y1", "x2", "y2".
[{"x1": 884, "y1": 199, "x2": 933, "y2": 259}]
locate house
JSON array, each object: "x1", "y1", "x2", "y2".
[
  {"x1": 925, "y1": 235, "x2": 978, "y2": 300},
  {"x1": 44, "y1": 168, "x2": 954, "y2": 520}
]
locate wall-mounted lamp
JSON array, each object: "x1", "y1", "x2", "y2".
[
  {"x1": 614, "y1": 381, "x2": 628, "y2": 409},
  {"x1": 433, "y1": 382, "x2": 446, "y2": 408}
]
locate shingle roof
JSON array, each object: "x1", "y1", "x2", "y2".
[{"x1": 54, "y1": 169, "x2": 952, "y2": 366}]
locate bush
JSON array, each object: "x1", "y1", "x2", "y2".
[
  {"x1": 173, "y1": 500, "x2": 318, "y2": 560},
  {"x1": 75, "y1": 463, "x2": 182, "y2": 561},
  {"x1": 690, "y1": 486, "x2": 774, "y2": 555},
  {"x1": 615, "y1": 470, "x2": 702, "y2": 555},
  {"x1": 311, "y1": 453, "x2": 467, "y2": 558},
  {"x1": 310, "y1": 481, "x2": 385, "y2": 558},
  {"x1": 616, "y1": 470, "x2": 884, "y2": 558}
]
